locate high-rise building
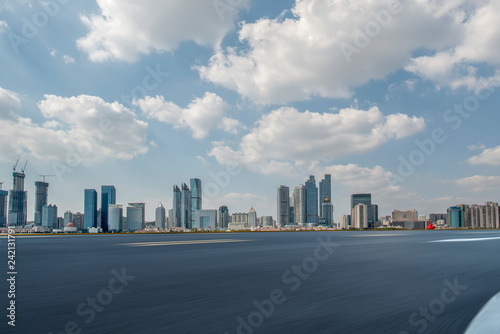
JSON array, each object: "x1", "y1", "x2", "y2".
[
  {"x1": 352, "y1": 204, "x2": 368, "y2": 229},
  {"x1": 84, "y1": 189, "x2": 98, "y2": 230},
  {"x1": 485, "y1": 202, "x2": 499, "y2": 229},
  {"x1": 168, "y1": 209, "x2": 173, "y2": 229},
  {"x1": 0, "y1": 187, "x2": 7, "y2": 227},
  {"x1": 8, "y1": 171, "x2": 27, "y2": 226},
  {"x1": 127, "y1": 203, "x2": 145, "y2": 232},
  {"x1": 261, "y1": 216, "x2": 273, "y2": 227},
  {"x1": 73, "y1": 212, "x2": 84, "y2": 231},
  {"x1": 57, "y1": 217, "x2": 65, "y2": 229},
  {"x1": 155, "y1": 203, "x2": 166, "y2": 229},
  {"x1": 321, "y1": 193, "x2": 334, "y2": 226},
  {"x1": 34, "y1": 181, "x2": 49, "y2": 226},
  {"x1": 218, "y1": 206, "x2": 229, "y2": 228},
  {"x1": 319, "y1": 174, "x2": 331, "y2": 217},
  {"x1": 100, "y1": 185, "x2": 116, "y2": 233},
  {"x1": 42, "y1": 204, "x2": 58, "y2": 229},
  {"x1": 190, "y1": 178, "x2": 202, "y2": 227},
  {"x1": 64, "y1": 211, "x2": 73, "y2": 226},
  {"x1": 181, "y1": 183, "x2": 191, "y2": 229},
  {"x1": 293, "y1": 185, "x2": 306, "y2": 225},
  {"x1": 108, "y1": 204, "x2": 123, "y2": 232},
  {"x1": 305, "y1": 176, "x2": 318, "y2": 225},
  {"x1": 277, "y1": 185, "x2": 290, "y2": 227},
  {"x1": 351, "y1": 193, "x2": 372, "y2": 209},
  {"x1": 173, "y1": 185, "x2": 181, "y2": 228},
  {"x1": 232, "y1": 213, "x2": 248, "y2": 226},
  {"x1": 447, "y1": 206, "x2": 464, "y2": 228},
  {"x1": 248, "y1": 207, "x2": 257, "y2": 228},
  {"x1": 340, "y1": 215, "x2": 350, "y2": 229},
  {"x1": 193, "y1": 210, "x2": 217, "y2": 229}
]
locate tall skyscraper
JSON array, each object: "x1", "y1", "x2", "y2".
[
  {"x1": 293, "y1": 185, "x2": 306, "y2": 225},
  {"x1": 190, "y1": 178, "x2": 202, "y2": 227},
  {"x1": 319, "y1": 174, "x2": 331, "y2": 217},
  {"x1": 100, "y1": 185, "x2": 116, "y2": 233},
  {"x1": 447, "y1": 206, "x2": 464, "y2": 228},
  {"x1": 0, "y1": 186, "x2": 7, "y2": 227},
  {"x1": 108, "y1": 204, "x2": 123, "y2": 232},
  {"x1": 321, "y1": 193, "x2": 334, "y2": 226},
  {"x1": 34, "y1": 181, "x2": 49, "y2": 226},
  {"x1": 8, "y1": 171, "x2": 27, "y2": 226},
  {"x1": 248, "y1": 207, "x2": 257, "y2": 228},
  {"x1": 218, "y1": 206, "x2": 229, "y2": 228},
  {"x1": 351, "y1": 193, "x2": 377, "y2": 226},
  {"x1": 42, "y1": 204, "x2": 58, "y2": 229},
  {"x1": 352, "y1": 204, "x2": 368, "y2": 229},
  {"x1": 84, "y1": 189, "x2": 98, "y2": 230},
  {"x1": 173, "y1": 185, "x2": 181, "y2": 228},
  {"x1": 181, "y1": 183, "x2": 191, "y2": 229},
  {"x1": 277, "y1": 185, "x2": 290, "y2": 227},
  {"x1": 73, "y1": 212, "x2": 84, "y2": 231},
  {"x1": 305, "y1": 176, "x2": 318, "y2": 225},
  {"x1": 155, "y1": 203, "x2": 166, "y2": 229},
  {"x1": 127, "y1": 203, "x2": 145, "y2": 231}
]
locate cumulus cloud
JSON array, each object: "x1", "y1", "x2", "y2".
[
  {"x1": 0, "y1": 90, "x2": 149, "y2": 164},
  {"x1": 406, "y1": 0, "x2": 500, "y2": 91},
  {"x1": 467, "y1": 146, "x2": 500, "y2": 166},
  {"x1": 0, "y1": 87, "x2": 21, "y2": 121},
  {"x1": 324, "y1": 164, "x2": 393, "y2": 191},
  {"x1": 196, "y1": 0, "x2": 463, "y2": 104},
  {"x1": 209, "y1": 106, "x2": 425, "y2": 175},
  {"x1": 0, "y1": 20, "x2": 7, "y2": 33},
  {"x1": 455, "y1": 175, "x2": 500, "y2": 192},
  {"x1": 77, "y1": 0, "x2": 250, "y2": 62},
  {"x1": 135, "y1": 92, "x2": 241, "y2": 139}
]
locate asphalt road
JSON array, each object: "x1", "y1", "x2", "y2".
[{"x1": 2, "y1": 230, "x2": 500, "y2": 334}]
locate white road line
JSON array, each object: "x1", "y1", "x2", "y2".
[
  {"x1": 427, "y1": 237, "x2": 500, "y2": 243},
  {"x1": 118, "y1": 239, "x2": 255, "y2": 247},
  {"x1": 464, "y1": 291, "x2": 500, "y2": 334}
]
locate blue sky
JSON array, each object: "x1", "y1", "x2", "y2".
[{"x1": 1, "y1": 0, "x2": 500, "y2": 222}]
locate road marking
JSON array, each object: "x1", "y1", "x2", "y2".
[
  {"x1": 464, "y1": 291, "x2": 500, "y2": 333},
  {"x1": 118, "y1": 239, "x2": 255, "y2": 247},
  {"x1": 427, "y1": 237, "x2": 500, "y2": 243}
]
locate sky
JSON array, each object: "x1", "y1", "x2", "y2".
[{"x1": 1, "y1": 0, "x2": 500, "y2": 223}]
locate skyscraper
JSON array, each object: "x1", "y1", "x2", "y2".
[
  {"x1": 248, "y1": 207, "x2": 257, "y2": 228},
  {"x1": 277, "y1": 185, "x2": 290, "y2": 227},
  {"x1": 190, "y1": 178, "x2": 202, "y2": 227},
  {"x1": 34, "y1": 181, "x2": 49, "y2": 226},
  {"x1": 173, "y1": 185, "x2": 181, "y2": 228},
  {"x1": 181, "y1": 183, "x2": 191, "y2": 229},
  {"x1": 84, "y1": 189, "x2": 98, "y2": 230},
  {"x1": 319, "y1": 174, "x2": 331, "y2": 217},
  {"x1": 218, "y1": 206, "x2": 229, "y2": 228},
  {"x1": 0, "y1": 186, "x2": 7, "y2": 227},
  {"x1": 305, "y1": 176, "x2": 318, "y2": 225},
  {"x1": 447, "y1": 206, "x2": 464, "y2": 228},
  {"x1": 352, "y1": 204, "x2": 368, "y2": 229},
  {"x1": 155, "y1": 203, "x2": 166, "y2": 229},
  {"x1": 108, "y1": 204, "x2": 123, "y2": 232},
  {"x1": 293, "y1": 185, "x2": 306, "y2": 225},
  {"x1": 127, "y1": 203, "x2": 145, "y2": 231},
  {"x1": 42, "y1": 204, "x2": 58, "y2": 229},
  {"x1": 8, "y1": 171, "x2": 27, "y2": 226},
  {"x1": 351, "y1": 193, "x2": 377, "y2": 226},
  {"x1": 321, "y1": 193, "x2": 334, "y2": 226},
  {"x1": 101, "y1": 185, "x2": 116, "y2": 233}
]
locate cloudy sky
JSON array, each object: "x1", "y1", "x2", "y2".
[{"x1": 1, "y1": 0, "x2": 500, "y2": 222}]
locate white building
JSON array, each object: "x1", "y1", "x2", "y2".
[
  {"x1": 108, "y1": 204, "x2": 123, "y2": 232},
  {"x1": 155, "y1": 203, "x2": 166, "y2": 229},
  {"x1": 248, "y1": 208, "x2": 257, "y2": 228},
  {"x1": 352, "y1": 204, "x2": 368, "y2": 229},
  {"x1": 293, "y1": 185, "x2": 306, "y2": 226}
]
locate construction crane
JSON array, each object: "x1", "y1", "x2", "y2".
[
  {"x1": 39, "y1": 175, "x2": 56, "y2": 182},
  {"x1": 21, "y1": 159, "x2": 28, "y2": 173},
  {"x1": 13, "y1": 159, "x2": 19, "y2": 172}
]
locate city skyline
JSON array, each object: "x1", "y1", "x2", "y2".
[{"x1": 1, "y1": 1, "x2": 500, "y2": 225}]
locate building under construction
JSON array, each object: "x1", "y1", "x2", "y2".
[{"x1": 8, "y1": 160, "x2": 28, "y2": 226}]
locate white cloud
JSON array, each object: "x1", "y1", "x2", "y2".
[
  {"x1": 77, "y1": 0, "x2": 250, "y2": 62},
  {"x1": 0, "y1": 20, "x2": 8, "y2": 33},
  {"x1": 467, "y1": 146, "x2": 500, "y2": 166},
  {"x1": 406, "y1": 0, "x2": 500, "y2": 91},
  {"x1": 0, "y1": 87, "x2": 21, "y2": 121},
  {"x1": 197, "y1": 0, "x2": 462, "y2": 104},
  {"x1": 455, "y1": 175, "x2": 500, "y2": 192},
  {"x1": 467, "y1": 143, "x2": 485, "y2": 151},
  {"x1": 209, "y1": 106, "x2": 425, "y2": 175},
  {"x1": 0, "y1": 90, "x2": 149, "y2": 164},
  {"x1": 324, "y1": 164, "x2": 393, "y2": 191},
  {"x1": 63, "y1": 55, "x2": 75, "y2": 64},
  {"x1": 135, "y1": 92, "x2": 241, "y2": 139}
]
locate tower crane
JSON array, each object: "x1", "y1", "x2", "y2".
[
  {"x1": 21, "y1": 159, "x2": 28, "y2": 173},
  {"x1": 13, "y1": 159, "x2": 19, "y2": 172}
]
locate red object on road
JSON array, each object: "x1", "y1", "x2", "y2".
[{"x1": 426, "y1": 222, "x2": 436, "y2": 230}]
